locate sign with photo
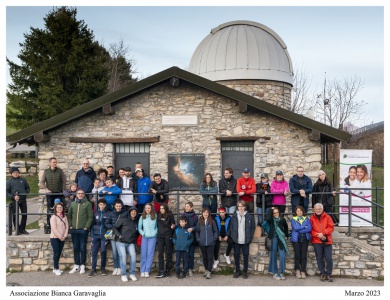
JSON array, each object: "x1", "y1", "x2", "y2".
[{"x1": 168, "y1": 154, "x2": 205, "y2": 190}]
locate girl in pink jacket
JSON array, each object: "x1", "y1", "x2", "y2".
[{"x1": 270, "y1": 170, "x2": 289, "y2": 214}]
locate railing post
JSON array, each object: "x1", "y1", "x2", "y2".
[
  {"x1": 15, "y1": 200, "x2": 20, "y2": 235},
  {"x1": 262, "y1": 193, "x2": 265, "y2": 226},
  {"x1": 8, "y1": 203, "x2": 13, "y2": 236},
  {"x1": 348, "y1": 190, "x2": 352, "y2": 236},
  {"x1": 176, "y1": 191, "x2": 180, "y2": 223},
  {"x1": 375, "y1": 186, "x2": 379, "y2": 225}
]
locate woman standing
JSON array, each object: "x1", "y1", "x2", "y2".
[
  {"x1": 50, "y1": 202, "x2": 69, "y2": 275},
  {"x1": 199, "y1": 173, "x2": 218, "y2": 215},
  {"x1": 155, "y1": 203, "x2": 175, "y2": 278},
  {"x1": 270, "y1": 170, "x2": 289, "y2": 214},
  {"x1": 138, "y1": 203, "x2": 158, "y2": 278},
  {"x1": 312, "y1": 170, "x2": 337, "y2": 224},
  {"x1": 266, "y1": 207, "x2": 289, "y2": 280},
  {"x1": 290, "y1": 206, "x2": 311, "y2": 279},
  {"x1": 195, "y1": 207, "x2": 218, "y2": 279}
]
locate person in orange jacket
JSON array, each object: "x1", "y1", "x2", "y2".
[
  {"x1": 236, "y1": 168, "x2": 256, "y2": 214},
  {"x1": 310, "y1": 203, "x2": 335, "y2": 282}
]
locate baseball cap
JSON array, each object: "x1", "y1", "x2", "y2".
[
  {"x1": 260, "y1": 173, "x2": 269, "y2": 179},
  {"x1": 243, "y1": 168, "x2": 250, "y2": 173},
  {"x1": 276, "y1": 170, "x2": 283, "y2": 175},
  {"x1": 54, "y1": 198, "x2": 62, "y2": 204},
  {"x1": 135, "y1": 168, "x2": 142, "y2": 173}
]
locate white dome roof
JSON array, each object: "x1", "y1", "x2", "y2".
[{"x1": 189, "y1": 20, "x2": 293, "y2": 84}]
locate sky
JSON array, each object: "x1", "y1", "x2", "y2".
[
  {"x1": 2, "y1": 3, "x2": 386, "y2": 128},
  {"x1": 1, "y1": 0, "x2": 389, "y2": 298}
]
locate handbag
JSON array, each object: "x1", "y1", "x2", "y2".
[
  {"x1": 104, "y1": 229, "x2": 116, "y2": 240},
  {"x1": 265, "y1": 236, "x2": 272, "y2": 251},
  {"x1": 136, "y1": 234, "x2": 142, "y2": 247}
]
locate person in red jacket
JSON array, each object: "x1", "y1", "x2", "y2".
[
  {"x1": 310, "y1": 203, "x2": 335, "y2": 282},
  {"x1": 236, "y1": 168, "x2": 256, "y2": 213}
]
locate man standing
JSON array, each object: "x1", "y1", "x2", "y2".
[
  {"x1": 219, "y1": 167, "x2": 237, "y2": 214},
  {"x1": 135, "y1": 168, "x2": 153, "y2": 213},
  {"x1": 68, "y1": 189, "x2": 93, "y2": 274},
  {"x1": 289, "y1": 166, "x2": 313, "y2": 213},
  {"x1": 39, "y1": 157, "x2": 66, "y2": 232},
  {"x1": 75, "y1": 158, "x2": 96, "y2": 195},
  {"x1": 310, "y1": 203, "x2": 334, "y2": 282},
  {"x1": 6, "y1": 167, "x2": 30, "y2": 235},
  {"x1": 230, "y1": 201, "x2": 255, "y2": 279},
  {"x1": 236, "y1": 168, "x2": 256, "y2": 214},
  {"x1": 149, "y1": 173, "x2": 169, "y2": 212},
  {"x1": 117, "y1": 167, "x2": 136, "y2": 211},
  {"x1": 131, "y1": 162, "x2": 148, "y2": 181}
]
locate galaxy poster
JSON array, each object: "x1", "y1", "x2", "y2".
[{"x1": 168, "y1": 154, "x2": 205, "y2": 190}]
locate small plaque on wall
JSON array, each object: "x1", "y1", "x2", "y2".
[{"x1": 162, "y1": 115, "x2": 198, "y2": 126}]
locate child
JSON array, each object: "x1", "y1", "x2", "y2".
[
  {"x1": 172, "y1": 216, "x2": 193, "y2": 279},
  {"x1": 181, "y1": 201, "x2": 198, "y2": 276},
  {"x1": 91, "y1": 178, "x2": 104, "y2": 211},
  {"x1": 256, "y1": 173, "x2": 273, "y2": 230},
  {"x1": 213, "y1": 207, "x2": 233, "y2": 268},
  {"x1": 88, "y1": 198, "x2": 110, "y2": 277},
  {"x1": 63, "y1": 183, "x2": 78, "y2": 211},
  {"x1": 100, "y1": 178, "x2": 122, "y2": 210}
]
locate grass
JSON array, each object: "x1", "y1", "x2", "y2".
[
  {"x1": 213, "y1": 267, "x2": 235, "y2": 275},
  {"x1": 26, "y1": 220, "x2": 40, "y2": 230}
]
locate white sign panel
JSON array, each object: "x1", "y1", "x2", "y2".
[{"x1": 162, "y1": 115, "x2": 198, "y2": 126}]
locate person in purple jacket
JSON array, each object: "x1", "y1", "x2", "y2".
[{"x1": 270, "y1": 170, "x2": 289, "y2": 214}]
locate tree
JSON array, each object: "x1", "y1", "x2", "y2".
[
  {"x1": 290, "y1": 64, "x2": 312, "y2": 115},
  {"x1": 6, "y1": 6, "x2": 110, "y2": 130},
  {"x1": 107, "y1": 39, "x2": 138, "y2": 93}
]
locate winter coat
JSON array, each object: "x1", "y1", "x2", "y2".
[
  {"x1": 289, "y1": 174, "x2": 313, "y2": 208},
  {"x1": 149, "y1": 179, "x2": 170, "y2": 203},
  {"x1": 39, "y1": 167, "x2": 66, "y2": 193},
  {"x1": 290, "y1": 216, "x2": 312, "y2": 242},
  {"x1": 138, "y1": 214, "x2": 157, "y2": 238},
  {"x1": 256, "y1": 182, "x2": 273, "y2": 207},
  {"x1": 105, "y1": 207, "x2": 128, "y2": 229},
  {"x1": 157, "y1": 211, "x2": 175, "y2": 238},
  {"x1": 173, "y1": 226, "x2": 193, "y2": 251},
  {"x1": 67, "y1": 197, "x2": 93, "y2": 229},
  {"x1": 230, "y1": 211, "x2": 255, "y2": 244},
  {"x1": 310, "y1": 211, "x2": 334, "y2": 245},
  {"x1": 199, "y1": 181, "x2": 218, "y2": 208},
  {"x1": 136, "y1": 176, "x2": 153, "y2": 205},
  {"x1": 236, "y1": 177, "x2": 256, "y2": 202},
  {"x1": 100, "y1": 185, "x2": 122, "y2": 206},
  {"x1": 214, "y1": 215, "x2": 231, "y2": 238},
  {"x1": 113, "y1": 214, "x2": 139, "y2": 244},
  {"x1": 195, "y1": 217, "x2": 218, "y2": 246},
  {"x1": 116, "y1": 176, "x2": 136, "y2": 191},
  {"x1": 6, "y1": 176, "x2": 30, "y2": 202},
  {"x1": 312, "y1": 179, "x2": 335, "y2": 208},
  {"x1": 182, "y1": 210, "x2": 198, "y2": 244},
  {"x1": 91, "y1": 207, "x2": 110, "y2": 236},
  {"x1": 265, "y1": 209, "x2": 289, "y2": 250},
  {"x1": 270, "y1": 179, "x2": 289, "y2": 205},
  {"x1": 75, "y1": 167, "x2": 96, "y2": 194},
  {"x1": 219, "y1": 175, "x2": 238, "y2": 207},
  {"x1": 50, "y1": 214, "x2": 69, "y2": 240}
]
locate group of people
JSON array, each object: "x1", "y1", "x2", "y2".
[{"x1": 7, "y1": 157, "x2": 338, "y2": 282}]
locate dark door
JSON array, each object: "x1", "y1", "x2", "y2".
[
  {"x1": 221, "y1": 141, "x2": 254, "y2": 178},
  {"x1": 115, "y1": 143, "x2": 150, "y2": 176}
]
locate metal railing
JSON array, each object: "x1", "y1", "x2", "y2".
[{"x1": 7, "y1": 187, "x2": 383, "y2": 236}]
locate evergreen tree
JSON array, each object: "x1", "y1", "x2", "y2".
[{"x1": 6, "y1": 6, "x2": 110, "y2": 129}]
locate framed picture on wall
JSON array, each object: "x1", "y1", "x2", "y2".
[{"x1": 168, "y1": 154, "x2": 205, "y2": 190}]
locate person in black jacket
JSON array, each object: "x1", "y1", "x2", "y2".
[
  {"x1": 88, "y1": 198, "x2": 110, "y2": 277},
  {"x1": 230, "y1": 200, "x2": 255, "y2": 279},
  {"x1": 256, "y1": 173, "x2": 273, "y2": 230},
  {"x1": 149, "y1": 173, "x2": 169, "y2": 213},
  {"x1": 219, "y1": 167, "x2": 238, "y2": 214},
  {"x1": 113, "y1": 206, "x2": 139, "y2": 282},
  {"x1": 181, "y1": 201, "x2": 198, "y2": 277},
  {"x1": 155, "y1": 203, "x2": 175, "y2": 278},
  {"x1": 266, "y1": 207, "x2": 289, "y2": 280}
]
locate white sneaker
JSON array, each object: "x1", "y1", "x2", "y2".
[
  {"x1": 129, "y1": 274, "x2": 138, "y2": 281},
  {"x1": 144, "y1": 272, "x2": 149, "y2": 278},
  {"x1": 115, "y1": 268, "x2": 121, "y2": 275},
  {"x1": 121, "y1": 275, "x2": 128, "y2": 282},
  {"x1": 213, "y1": 260, "x2": 219, "y2": 269},
  {"x1": 224, "y1": 254, "x2": 231, "y2": 264},
  {"x1": 140, "y1": 272, "x2": 145, "y2": 277},
  {"x1": 69, "y1": 265, "x2": 80, "y2": 274},
  {"x1": 79, "y1": 265, "x2": 85, "y2": 274},
  {"x1": 54, "y1": 269, "x2": 62, "y2": 276}
]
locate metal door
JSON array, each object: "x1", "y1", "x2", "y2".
[
  {"x1": 221, "y1": 141, "x2": 254, "y2": 178},
  {"x1": 115, "y1": 143, "x2": 150, "y2": 176}
]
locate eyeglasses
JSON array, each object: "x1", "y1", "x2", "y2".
[{"x1": 273, "y1": 212, "x2": 279, "y2": 215}]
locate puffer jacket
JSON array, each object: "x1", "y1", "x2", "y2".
[
  {"x1": 195, "y1": 217, "x2": 218, "y2": 246},
  {"x1": 138, "y1": 214, "x2": 157, "y2": 238},
  {"x1": 310, "y1": 211, "x2": 334, "y2": 245},
  {"x1": 219, "y1": 175, "x2": 237, "y2": 207},
  {"x1": 91, "y1": 206, "x2": 110, "y2": 236},
  {"x1": 106, "y1": 207, "x2": 128, "y2": 230},
  {"x1": 290, "y1": 216, "x2": 312, "y2": 242},
  {"x1": 289, "y1": 174, "x2": 313, "y2": 208}
]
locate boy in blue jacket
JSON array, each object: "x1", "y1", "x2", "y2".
[
  {"x1": 172, "y1": 216, "x2": 193, "y2": 279},
  {"x1": 101, "y1": 178, "x2": 122, "y2": 210}
]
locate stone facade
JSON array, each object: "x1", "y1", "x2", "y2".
[{"x1": 7, "y1": 229, "x2": 384, "y2": 279}]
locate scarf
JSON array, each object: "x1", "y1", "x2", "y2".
[
  {"x1": 57, "y1": 212, "x2": 63, "y2": 218},
  {"x1": 273, "y1": 217, "x2": 289, "y2": 255}
]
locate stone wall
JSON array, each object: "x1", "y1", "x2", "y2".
[{"x1": 7, "y1": 229, "x2": 384, "y2": 279}]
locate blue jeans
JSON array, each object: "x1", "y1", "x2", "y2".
[
  {"x1": 268, "y1": 236, "x2": 286, "y2": 275},
  {"x1": 70, "y1": 228, "x2": 89, "y2": 265},
  {"x1": 116, "y1": 242, "x2": 137, "y2": 276},
  {"x1": 225, "y1": 206, "x2": 236, "y2": 215},
  {"x1": 175, "y1": 250, "x2": 189, "y2": 274},
  {"x1": 110, "y1": 240, "x2": 120, "y2": 268},
  {"x1": 140, "y1": 236, "x2": 156, "y2": 273},
  {"x1": 91, "y1": 235, "x2": 108, "y2": 270},
  {"x1": 50, "y1": 238, "x2": 65, "y2": 269},
  {"x1": 313, "y1": 243, "x2": 333, "y2": 276}
]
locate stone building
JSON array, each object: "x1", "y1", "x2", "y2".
[{"x1": 6, "y1": 21, "x2": 350, "y2": 210}]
